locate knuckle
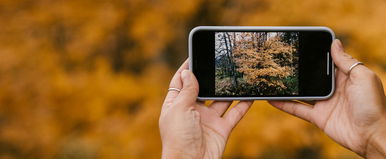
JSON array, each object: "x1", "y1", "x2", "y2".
[
  {"x1": 350, "y1": 66, "x2": 374, "y2": 79},
  {"x1": 342, "y1": 52, "x2": 353, "y2": 59},
  {"x1": 234, "y1": 106, "x2": 244, "y2": 118},
  {"x1": 363, "y1": 68, "x2": 378, "y2": 80},
  {"x1": 183, "y1": 83, "x2": 193, "y2": 90},
  {"x1": 186, "y1": 83, "x2": 199, "y2": 94}
]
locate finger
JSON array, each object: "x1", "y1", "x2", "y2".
[
  {"x1": 174, "y1": 70, "x2": 199, "y2": 106},
  {"x1": 268, "y1": 100, "x2": 313, "y2": 123},
  {"x1": 223, "y1": 101, "x2": 253, "y2": 129},
  {"x1": 335, "y1": 67, "x2": 348, "y2": 93},
  {"x1": 298, "y1": 100, "x2": 316, "y2": 106},
  {"x1": 209, "y1": 101, "x2": 232, "y2": 116},
  {"x1": 331, "y1": 39, "x2": 360, "y2": 74},
  {"x1": 169, "y1": 59, "x2": 189, "y2": 89},
  {"x1": 163, "y1": 59, "x2": 189, "y2": 108}
]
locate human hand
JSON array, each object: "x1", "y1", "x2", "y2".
[
  {"x1": 269, "y1": 39, "x2": 386, "y2": 158},
  {"x1": 159, "y1": 60, "x2": 253, "y2": 159}
]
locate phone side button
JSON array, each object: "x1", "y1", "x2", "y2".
[{"x1": 327, "y1": 52, "x2": 330, "y2": 75}]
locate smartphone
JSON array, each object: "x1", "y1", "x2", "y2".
[{"x1": 189, "y1": 26, "x2": 335, "y2": 100}]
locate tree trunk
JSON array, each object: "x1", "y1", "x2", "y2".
[{"x1": 223, "y1": 32, "x2": 238, "y2": 87}]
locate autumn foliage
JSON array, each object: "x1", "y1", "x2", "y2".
[
  {"x1": 215, "y1": 32, "x2": 299, "y2": 96},
  {"x1": 0, "y1": 0, "x2": 385, "y2": 158}
]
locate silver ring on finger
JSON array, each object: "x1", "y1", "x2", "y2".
[
  {"x1": 348, "y1": 62, "x2": 363, "y2": 74},
  {"x1": 168, "y1": 87, "x2": 181, "y2": 92}
]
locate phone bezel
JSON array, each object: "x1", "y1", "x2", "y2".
[{"x1": 189, "y1": 26, "x2": 335, "y2": 101}]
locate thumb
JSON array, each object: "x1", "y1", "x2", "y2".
[
  {"x1": 175, "y1": 70, "x2": 199, "y2": 104},
  {"x1": 331, "y1": 39, "x2": 360, "y2": 74}
]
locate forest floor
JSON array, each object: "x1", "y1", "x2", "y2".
[{"x1": 215, "y1": 76, "x2": 246, "y2": 96}]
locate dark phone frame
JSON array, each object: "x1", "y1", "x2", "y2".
[{"x1": 189, "y1": 26, "x2": 335, "y2": 100}]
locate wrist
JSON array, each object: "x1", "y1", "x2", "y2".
[{"x1": 365, "y1": 118, "x2": 386, "y2": 159}]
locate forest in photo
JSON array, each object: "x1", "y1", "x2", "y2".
[{"x1": 215, "y1": 32, "x2": 300, "y2": 96}]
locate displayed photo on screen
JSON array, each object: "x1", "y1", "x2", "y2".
[{"x1": 215, "y1": 32, "x2": 300, "y2": 96}]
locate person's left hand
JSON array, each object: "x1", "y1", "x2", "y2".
[{"x1": 159, "y1": 60, "x2": 253, "y2": 159}]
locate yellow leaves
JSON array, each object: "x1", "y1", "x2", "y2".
[
  {"x1": 129, "y1": 0, "x2": 201, "y2": 59},
  {"x1": 0, "y1": 0, "x2": 384, "y2": 158},
  {"x1": 130, "y1": 11, "x2": 172, "y2": 58},
  {"x1": 232, "y1": 34, "x2": 297, "y2": 92}
]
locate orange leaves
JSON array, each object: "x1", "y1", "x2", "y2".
[
  {"x1": 215, "y1": 32, "x2": 299, "y2": 96},
  {"x1": 0, "y1": 0, "x2": 184, "y2": 158},
  {"x1": 1, "y1": 0, "x2": 384, "y2": 158},
  {"x1": 232, "y1": 32, "x2": 298, "y2": 94},
  {"x1": 215, "y1": 32, "x2": 299, "y2": 95}
]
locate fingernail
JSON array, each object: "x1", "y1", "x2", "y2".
[
  {"x1": 181, "y1": 70, "x2": 190, "y2": 80},
  {"x1": 335, "y1": 39, "x2": 344, "y2": 52}
]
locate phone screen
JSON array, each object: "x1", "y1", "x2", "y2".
[{"x1": 191, "y1": 28, "x2": 333, "y2": 98}]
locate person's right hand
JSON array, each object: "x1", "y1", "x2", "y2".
[
  {"x1": 159, "y1": 60, "x2": 252, "y2": 159},
  {"x1": 269, "y1": 39, "x2": 386, "y2": 158}
]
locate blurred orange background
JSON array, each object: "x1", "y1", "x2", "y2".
[{"x1": 1, "y1": 0, "x2": 386, "y2": 158}]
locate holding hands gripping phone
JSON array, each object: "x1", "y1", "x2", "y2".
[{"x1": 159, "y1": 26, "x2": 386, "y2": 159}]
